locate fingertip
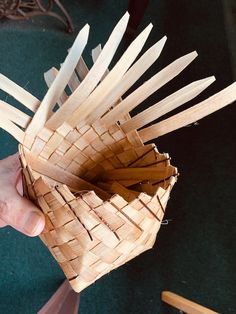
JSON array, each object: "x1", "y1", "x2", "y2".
[
  {"x1": 0, "y1": 187, "x2": 45, "y2": 237},
  {"x1": 23, "y1": 210, "x2": 45, "y2": 237}
]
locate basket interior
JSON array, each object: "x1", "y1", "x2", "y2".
[{"x1": 20, "y1": 128, "x2": 178, "y2": 204}]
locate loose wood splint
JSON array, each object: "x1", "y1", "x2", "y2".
[
  {"x1": 162, "y1": 291, "x2": 219, "y2": 314},
  {"x1": 0, "y1": 12, "x2": 235, "y2": 293}
]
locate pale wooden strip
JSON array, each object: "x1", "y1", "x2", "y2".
[
  {"x1": 102, "y1": 166, "x2": 177, "y2": 181},
  {"x1": 67, "y1": 23, "x2": 153, "y2": 129},
  {"x1": 23, "y1": 150, "x2": 110, "y2": 200},
  {"x1": 44, "y1": 67, "x2": 68, "y2": 106},
  {"x1": 122, "y1": 76, "x2": 215, "y2": 133},
  {"x1": 46, "y1": 12, "x2": 130, "y2": 130},
  {"x1": 76, "y1": 57, "x2": 89, "y2": 80},
  {"x1": 162, "y1": 291, "x2": 219, "y2": 314},
  {"x1": 101, "y1": 51, "x2": 198, "y2": 127},
  {"x1": 60, "y1": 59, "x2": 81, "y2": 92},
  {"x1": 130, "y1": 151, "x2": 169, "y2": 168},
  {"x1": 44, "y1": 67, "x2": 58, "y2": 88},
  {"x1": 91, "y1": 44, "x2": 109, "y2": 81},
  {"x1": 91, "y1": 43, "x2": 143, "y2": 147},
  {"x1": 0, "y1": 100, "x2": 31, "y2": 128},
  {"x1": 67, "y1": 47, "x2": 90, "y2": 81},
  {"x1": 91, "y1": 44, "x2": 102, "y2": 63},
  {"x1": 68, "y1": 48, "x2": 89, "y2": 80},
  {"x1": 87, "y1": 36, "x2": 167, "y2": 124},
  {"x1": 113, "y1": 173, "x2": 176, "y2": 187},
  {"x1": 139, "y1": 82, "x2": 236, "y2": 142},
  {"x1": 0, "y1": 116, "x2": 24, "y2": 143},
  {"x1": 26, "y1": 24, "x2": 90, "y2": 135},
  {"x1": 67, "y1": 70, "x2": 80, "y2": 93},
  {"x1": 108, "y1": 179, "x2": 141, "y2": 187},
  {"x1": 97, "y1": 181, "x2": 139, "y2": 202},
  {"x1": 0, "y1": 74, "x2": 40, "y2": 112}
]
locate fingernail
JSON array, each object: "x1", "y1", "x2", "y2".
[{"x1": 24, "y1": 211, "x2": 44, "y2": 236}]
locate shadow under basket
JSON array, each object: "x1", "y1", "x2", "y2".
[{"x1": 0, "y1": 12, "x2": 235, "y2": 293}]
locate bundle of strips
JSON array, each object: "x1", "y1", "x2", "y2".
[{"x1": 0, "y1": 13, "x2": 235, "y2": 293}]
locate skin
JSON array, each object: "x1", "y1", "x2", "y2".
[{"x1": 0, "y1": 153, "x2": 45, "y2": 236}]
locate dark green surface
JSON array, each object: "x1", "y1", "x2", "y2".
[{"x1": 0, "y1": 1, "x2": 235, "y2": 313}]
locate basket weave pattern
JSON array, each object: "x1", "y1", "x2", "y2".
[
  {"x1": 19, "y1": 117, "x2": 177, "y2": 291},
  {"x1": 0, "y1": 12, "x2": 235, "y2": 293},
  {"x1": 20, "y1": 137, "x2": 177, "y2": 292}
]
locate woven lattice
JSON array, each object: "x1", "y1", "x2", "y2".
[{"x1": 0, "y1": 12, "x2": 235, "y2": 293}]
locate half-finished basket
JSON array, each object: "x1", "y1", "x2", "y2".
[{"x1": 0, "y1": 13, "x2": 235, "y2": 293}]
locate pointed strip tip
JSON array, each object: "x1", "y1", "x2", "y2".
[
  {"x1": 162, "y1": 35, "x2": 167, "y2": 41},
  {"x1": 139, "y1": 23, "x2": 153, "y2": 35},
  {"x1": 209, "y1": 75, "x2": 216, "y2": 81},
  {"x1": 147, "y1": 36, "x2": 167, "y2": 58},
  {"x1": 136, "y1": 22, "x2": 153, "y2": 40},
  {"x1": 124, "y1": 11, "x2": 130, "y2": 19},
  {"x1": 207, "y1": 75, "x2": 216, "y2": 83},
  {"x1": 198, "y1": 75, "x2": 216, "y2": 84},
  {"x1": 73, "y1": 23, "x2": 90, "y2": 47},
  {"x1": 76, "y1": 23, "x2": 90, "y2": 41},
  {"x1": 120, "y1": 11, "x2": 130, "y2": 24},
  {"x1": 91, "y1": 43, "x2": 102, "y2": 55},
  {"x1": 147, "y1": 22, "x2": 153, "y2": 30},
  {"x1": 115, "y1": 12, "x2": 130, "y2": 30},
  {"x1": 179, "y1": 50, "x2": 198, "y2": 63},
  {"x1": 192, "y1": 50, "x2": 198, "y2": 58},
  {"x1": 155, "y1": 35, "x2": 167, "y2": 48},
  {"x1": 81, "y1": 23, "x2": 90, "y2": 33}
]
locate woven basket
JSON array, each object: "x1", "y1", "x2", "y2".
[{"x1": 0, "y1": 13, "x2": 235, "y2": 293}]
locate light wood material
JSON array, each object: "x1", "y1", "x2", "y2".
[
  {"x1": 0, "y1": 12, "x2": 235, "y2": 294},
  {"x1": 0, "y1": 74, "x2": 40, "y2": 112},
  {"x1": 121, "y1": 76, "x2": 215, "y2": 133},
  {"x1": 76, "y1": 57, "x2": 89, "y2": 81},
  {"x1": 25, "y1": 24, "x2": 90, "y2": 139},
  {"x1": 91, "y1": 44, "x2": 103, "y2": 64},
  {"x1": 100, "y1": 51, "x2": 198, "y2": 127},
  {"x1": 22, "y1": 148, "x2": 110, "y2": 200},
  {"x1": 102, "y1": 167, "x2": 177, "y2": 181},
  {"x1": 46, "y1": 12, "x2": 130, "y2": 130},
  {"x1": 0, "y1": 116, "x2": 24, "y2": 143},
  {"x1": 86, "y1": 36, "x2": 167, "y2": 125},
  {"x1": 162, "y1": 291, "x2": 219, "y2": 314},
  {"x1": 91, "y1": 44, "x2": 110, "y2": 82},
  {"x1": 66, "y1": 22, "x2": 153, "y2": 129},
  {"x1": 139, "y1": 82, "x2": 236, "y2": 142},
  {"x1": 0, "y1": 100, "x2": 31, "y2": 128},
  {"x1": 44, "y1": 67, "x2": 68, "y2": 107},
  {"x1": 90, "y1": 43, "x2": 143, "y2": 147},
  {"x1": 67, "y1": 70, "x2": 80, "y2": 93}
]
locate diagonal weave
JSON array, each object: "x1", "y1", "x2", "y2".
[{"x1": 0, "y1": 12, "x2": 235, "y2": 292}]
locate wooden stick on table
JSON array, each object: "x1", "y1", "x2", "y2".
[{"x1": 161, "y1": 291, "x2": 219, "y2": 314}]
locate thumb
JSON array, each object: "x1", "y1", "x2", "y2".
[{"x1": 0, "y1": 187, "x2": 45, "y2": 237}]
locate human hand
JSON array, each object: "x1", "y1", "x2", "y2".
[{"x1": 0, "y1": 153, "x2": 45, "y2": 236}]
